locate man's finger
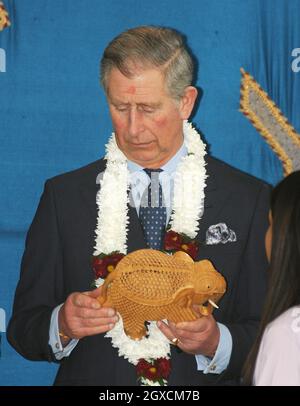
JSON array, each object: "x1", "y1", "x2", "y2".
[
  {"x1": 72, "y1": 292, "x2": 101, "y2": 309},
  {"x1": 175, "y1": 315, "x2": 213, "y2": 333},
  {"x1": 82, "y1": 315, "x2": 119, "y2": 328},
  {"x1": 78, "y1": 306, "x2": 116, "y2": 319},
  {"x1": 167, "y1": 320, "x2": 203, "y2": 342},
  {"x1": 157, "y1": 320, "x2": 178, "y2": 342}
]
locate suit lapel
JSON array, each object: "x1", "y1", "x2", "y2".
[
  {"x1": 196, "y1": 172, "x2": 218, "y2": 244},
  {"x1": 78, "y1": 162, "x2": 104, "y2": 252},
  {"x1": 195, "y1": 160, "x2": 233, "y2": 245},
  {"x1": 80, "y1": 175, "x2": 99, "y2": 216},
  {"x1": 127, "y1": 204, "x2": 148, "y2": 253}
]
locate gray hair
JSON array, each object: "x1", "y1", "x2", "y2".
[{"x1": 100, "y1": 26, "x2": 194, "y2": 100}]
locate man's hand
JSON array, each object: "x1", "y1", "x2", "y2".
[
  {"x1": 58, "y1": 286, "x2": 118, "y2": 341},
  {"x1": 157, "y1": 307, "x2": 220, "y2": 357}
]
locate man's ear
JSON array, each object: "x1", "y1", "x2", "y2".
[{"x1": 179, "y1": 86, "x2": 198, "y2": 119}]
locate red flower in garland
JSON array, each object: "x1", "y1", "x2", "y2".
[
  {"x1": 156, "y1": 357, "x2": 171, "y2": 379},
  {"x1": 136, "y1": 358, "x2": 171, "y2": 384},
  {"x1": 164, "y1": 230, "x2": 183, "y2": 251},
  {"x1": 92, "y1": 252, "x2": 125, "y2": 279},
  {"x1": 180, "y1": 240, "x2": 199, "y2": 260},
  {"x1": 164, "y1": 230, "x2": 199, "y2": 260}
]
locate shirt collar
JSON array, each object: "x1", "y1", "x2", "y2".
[{"x1": 127, "y1": 141, "x2": 187, "y2": 175}]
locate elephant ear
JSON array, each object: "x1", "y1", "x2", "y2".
[
  {"x1": 172, "y1": 251, "x2": 194, "y2": 263},
  {"x1": 173, "y1": 286, "x2": 194, "y2": 308}
]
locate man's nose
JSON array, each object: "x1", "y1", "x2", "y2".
[{"x1": 128, "y1": 109, "x2": 144, "y2": 137}]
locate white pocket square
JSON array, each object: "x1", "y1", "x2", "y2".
[{"x1": 206, "y1": 223, "x2": 237, "y2": 245}]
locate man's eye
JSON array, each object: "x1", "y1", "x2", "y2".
[
  {"x1": 115, "y1": 106, "x2": 128, "y2": 112},
  {"x1": 141, "y1": 106, "x2": 154, "y2": 113}
]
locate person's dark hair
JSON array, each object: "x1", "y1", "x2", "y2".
[
  {"x1": 243, "y1": 170, "x2": 300, "y2": 385},
  {"x1": 100, "y1": 26, "x2": 194, "y2": 100}
]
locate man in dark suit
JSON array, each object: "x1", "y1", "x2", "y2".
[{"x1": 7, "y1": 26, "x2": 270, "y2": 386}]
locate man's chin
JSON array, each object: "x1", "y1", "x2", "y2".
[{"x1": 127, "y1": 152, "x2": 164, "y2": 167}]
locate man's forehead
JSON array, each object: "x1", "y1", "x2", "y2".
[
  {"x1": 107, "y1": 84, "x2": 166, "y2": 104},
  {"x1": 108, "y1": 94, "x2": 162, "y2": 107},
  {"x1": 106, "y1": 67, "x2": 173, "y2": 104}
]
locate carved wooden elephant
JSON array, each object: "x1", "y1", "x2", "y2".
[{"x1": 97, "y1": 249, "x2": 226, "y2": 340}]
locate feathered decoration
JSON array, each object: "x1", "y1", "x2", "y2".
[{"x1": 240, "y1": 68, "x2": 300, "y2": 176}]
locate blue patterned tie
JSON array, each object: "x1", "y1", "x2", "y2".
[{"x1": 139, "y1": 168, "x2": 167, "y2": 250}]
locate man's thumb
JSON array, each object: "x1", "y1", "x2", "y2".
[{"x1": 83, "y1": 285, "x2": 103, "y2": 298}]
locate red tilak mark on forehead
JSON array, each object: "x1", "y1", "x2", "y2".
[{"x1": 126, "y1": 86, "x2": 136, "y2": 94}]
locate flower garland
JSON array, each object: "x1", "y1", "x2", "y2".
[{"x1": 92, "y1": 120, "x2": 207, "y2": 385}]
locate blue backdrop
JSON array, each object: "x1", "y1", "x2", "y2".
[{"x1": 0, "y1": 0, "x2": 299, "y2": 385}]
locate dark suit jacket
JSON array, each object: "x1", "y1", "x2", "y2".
[{"x1": 7, "y1": 155, "x2": 270, "y2": 386}]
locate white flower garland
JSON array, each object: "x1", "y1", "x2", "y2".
[{"x1": 93, "y1": 120, "x2": 207, "y2": 374}]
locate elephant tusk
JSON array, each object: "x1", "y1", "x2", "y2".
[{"x1": 208, "y1": 299, "x2": 219, "y2": 309}]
